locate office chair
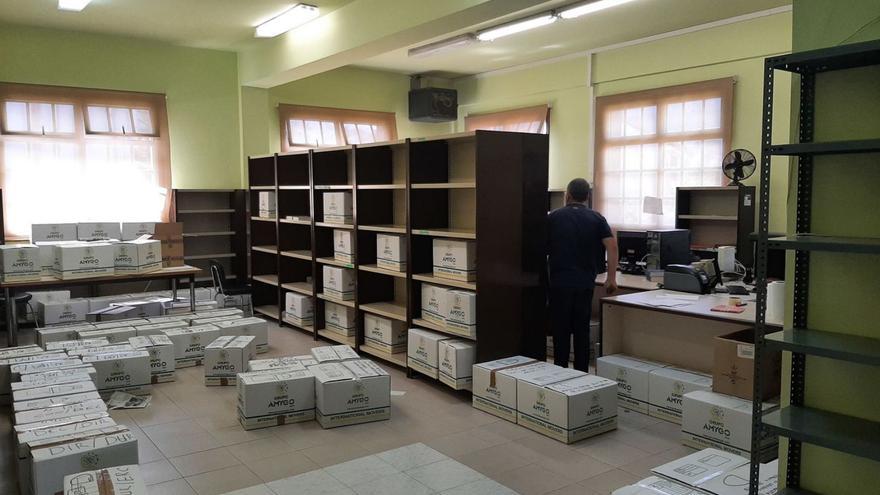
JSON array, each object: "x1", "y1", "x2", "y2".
[{"x1": 209, "y1": 260, "x2": 253, "y2": 315}]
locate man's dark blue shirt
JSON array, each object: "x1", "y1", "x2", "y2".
[{"x1": 547, "y1": 203, "x2": 613, "y2": 289}]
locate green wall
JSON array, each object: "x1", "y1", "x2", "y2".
[
  {"x1": 781, "y1": 2, "x2": 880, "y2": 493},
  {"x1": 0, "y1": 23, "x2": 243, "y2": 189},
  {"x1": 454, "y1": 11, "x2": 793, "y2": 231}
]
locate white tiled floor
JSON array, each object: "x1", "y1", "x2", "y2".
[{"x1": 0, "y1": 322, "x2": 693, "y2": 495}]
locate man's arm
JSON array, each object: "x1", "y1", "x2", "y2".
[{"x1": 602, "y1": 236, "x2": 619, "y2": 295}]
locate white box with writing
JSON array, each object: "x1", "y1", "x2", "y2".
[
  {"x1": 364, "y1": 314, "x2": 407, "y2": 354},
  {"x1": 681, "y1": 390, "x2": 778, "y2": 459},
  {"x1": 213, "y1": 317, "x2": 270, "y2": 354},
  {"x1": 324, "y1": 301, "x2": 356, "y2": 337},
  {"x1": 205, "y1": 336, "x2": 256, "y2": 386},
  {"x1": 258, "y1": 191, "x2": 276, "y2": 218},
  {"x1": 36, "y1": 324, "x2": 92, "y2": 346},
  {"x1": 310, "y1": 345, "x2": 359, "y2": 364},
  {"x1": 517, "y1": 374, "x2": 617, "y2": 444},
  {"x1": 162, "y1": 325, "x2": 220, "y2": 368},
  {"x1": 82, "y1": 351, "x2": 151, "y2": 396},
  {"x1": 333, "y1": 229, "x2": 354, "y2": 263},
  {"x1": 52, "y1": 243, "x2": 115, "y2": 280},
  {"x1": 406, "y1": 328, "x2": 451, "y2": 379},
  {"x1": 129, "y1": 335, "x2": 175, "y2": 383},
  {"x1": 78, "y1": 327, "x2": 137, "y2": 344},
  {"x1": 322, "y1": 265, "x2": 355, "y2": 301},
  {"x1": 432, "y1": 239, "x2": 476, "y2": 282},
  {"x1": 322, "y1": 192, "x2": 352, "y2": 224},
  {"x1": 471, "y1": 356, "x2": 537, "y2": 422},
  {"x1": 63, "y1": 464, "x2": 147, "y2": 495},
  {"x1": 247, "y1": 356, "x2": 308, "y2": 373},
  {"x1": 237, "y1": 369, "x2": 315, "y2": 430},
  {"x1": 31, "y1": 224, "x2": 77, "y2": 243},
  {"x1": 445, "y1": 290, "x2": 476, "y2": 338},
  {"x1": 0, "y1": 244, "x2": 41, "y2": 282},
  {"x1": 113, "y1": 239, "x2": 162, "y2": 274},
  {"x1": 376, "y1": 234, "x2": 406, "y2": 271},
  {"x1": 420, "y1": 284, "x2": 448, "y2": 326},
  {"x1": 648, "y1": 367, "x2": 713, "y2": 424},
  {"x1": 596, "y1": 354, "x2": 667, "y2": 414},
  {"x1": 37, "y1": 299, "x2": 90, "y2": 326},
  {"x1": 121, "y1": 222, "x2": 156, "y2": 240},
  {"x1": 285, "y1": 292, "x2": 314, "y2": 327},
  {"x1": 438, "y1": 339, "x2": 475, "y2": 390},
  {"x1": 310, "y1": 360, "x2": 391, "y2": 428},
  {"x1": 76, "y1": 223, "x2": 121, "y2": 241},
  {"x1": 134, "y1": 320, "x2": 189, "y2": 337}
]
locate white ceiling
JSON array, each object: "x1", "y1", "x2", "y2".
[
  {"x1": 357, "y1": 0, "x2": 792, "y2": 78},
  {"x1": 0, "y1": 0, "x2": 355, "y2": 50}
]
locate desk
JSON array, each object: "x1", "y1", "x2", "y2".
[
  {"x1": 2, "y1": 265, "x2": 202, "y2": 347},
  {"x1": 600, "y1": 289, "x2": 782, "y2": 373},
  {"x1": 592, "y1": 272, "x2": 660, "y2": 317}
]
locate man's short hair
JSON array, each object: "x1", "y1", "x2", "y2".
[{"x1": 567, "y1": 178, "x2": 591, "y2": 202}]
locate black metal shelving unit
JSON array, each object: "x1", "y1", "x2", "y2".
[{"x1": 751, "y1": 38, "x2": 880, "y2": 494}]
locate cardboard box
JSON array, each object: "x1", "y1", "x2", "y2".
[
  {"x1": 78, "y1": 327, "x2": 137, "y2": 344},
  {"x1": 193, "y1": 308, "x2": 244, "y2": 319},
  {"x1": 364, "y1": 314, "x2": 407, "y2": 354},
  {"x1": 420, "y1": 284, "x2": 448, "y2": 326},
  {"x1": 619, "y1": 476, "x2": 703, "y2": 495},
  {"x1": 322, "y1": 265, "x2": 355, "y2": 301},
  {"x1": 129, "y1": 335, "x2": 176, "y2": 383},
  {"x1": 12, "y1": 411, "x2": 109, "y2": 435},
  {"x1": 52, "y1": 243, "x2": 115, "y2": 280},
  {"x1": 376, "y1": 234, "x2": 406, "y2": 271},
  {"x1": 596, "y1": 354, "x2": 667, "y2": 414},
  {"x1": 311, "y1": 360, "x2": 391, "y2": 428},
  {"x1": 17, "y1": 366, "x2": 95, "y2": 386},
  {"x1": 407, "y1": 328, "x2": 451, "y2": 379},
  {"x1": 248, "y1": 356, "x2": 309, "y2": 373},
  {"x1": 31, "y1": 224, "x2": 78, "y2": 243},
  {"x1": 162, "y1": 325, "x2": 220, "y2": 367},
  {"x1": 432, "y1": 238, "x2": 476, "y2": 281},
  {"x1": 322, "y1": 192, "x2": 353, "y2": 224},
  {"x1": 14, "y1": 391, "x2": 102, "y2": 414},
  {"x1": 713, "y1": 329, "x2": 781, "y2": 401},
  {"x1": 1, "y1": 353, "x2": 70, "y2": 403},
  {"x1": 82, "y1": 351, "x2": 151, "y2": 396},
  {"x1": 648, "y1": 368, "x2": 713, "y2": 424},
  {"x1": 91, "y1": 318, "x2": 144, "y2": 330},
  {"x1": 651, "y1": 448, "x2": 749, "y2": 488},
  {"x1": 696, "y1": 458, "x2": 779, "y2": 495},
  {"x1": 30, "y1": 428, "x2": 137, "y2": 495},
  {"x1": 134, "y1": 320, "x2": 189, "y2": 336},
  {"x1": 16, "y1": 415, "x2": 116, "y2": 461},
  {"x1": 333, "y1": 229, "x2": 354, "y2": 263},
  {"x1": 237, "y1": 369, "x2": 315, "y2": 430},
  {"x1": 37, "y1": 299, "x2": 90, "y2": 326},
  {"x1": 35, "y1": 242, "x2": 75, "y2": 276},
  {"x1": 205, "y1": 336, "x2": 256, "y2": 386},
  {"x1": 213, "y1": 317, "x2": 270, "y2": 354},
  {"x1": 76, "y1": 223, "x2": 121, "y2": 241},
  {"x1": 63, "y1": 465, "x2": 147, "y2": 495},
  {"x1": 45, "y1": 339, "x2": 109, "y2": 352},
  {"x1": 517, "y1": 374, "x2": 617, "y2": 444},
  {"x1": 191, "y1": 314, "x2": 243, "y2": 326},
  {"x1": 84, "y1": 295, "x2": 132, "y2": 313},
  {"x1": 471, "y1": 356, "x2": 537, "y2": 422},
  {"x1": 0, "y1": 244, "x2": 41, "y2": 282},
  {"x1": 110, "y1": 299, "x2": 165, "y2": 318},
  {"x1": 681, "y1": 390, "x2": 778, "y2": 459},
  {"x1": 12, "y1": 360, "x2": 89, "y2": 381},
  {"x1": 438, "y1": 339, "x2": 475, "y2": 390},
  {"x1": 14, "y1": 398, "x2": 108, "y2": 426},
  {"x1": 258, "y1": 191, "x2": 276, "y2": 218},
  {"x1": 445, "y1": 290, "x2": 476, "y2": 339},
  {"x1": 36, "y1": 324, "x2": 94, "y2": 346},
  {"x1": 114, "y1": 239, "x2": 162, "y2": 274},
  {"x1": 12, "y1": 380, "x2": 97, "y2": 403},
  {"x1": 324, "y1": 302, "x2": 356, "y2": 337},
  {"x1": 121, "y1": 222, "x2": 156, "y2": 240},
  {"x1": 310, "y1": 345, "x2": 359, "y2": 364},
  {"x1": 285, "y1": 292, "x2": 314, "y2": 326},
  {"x1": 152, "y1": 222, "x2": 184, "y2": 267}
]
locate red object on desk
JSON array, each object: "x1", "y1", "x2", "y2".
[{"x1": 711, "y1": 304, "x2": 746, "y2": 314}]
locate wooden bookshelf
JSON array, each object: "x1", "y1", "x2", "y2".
[
  {"x1": 675, "y1": 185, "x2": 756, "y2": 268},
  {"x1": 246, "y1": 131, "x2": 548, "y2": 379}
]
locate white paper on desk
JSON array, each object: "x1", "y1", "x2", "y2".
[
  {"x1": 656, "y1": 294, "x2": 700, "y2": 301},
  {"x1": 645, "y1": 300, "x2": 692, "y2": 308}
]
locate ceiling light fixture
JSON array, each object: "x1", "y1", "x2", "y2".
[
  {"x1": 58, "y1": 0, "x2": 92, "y2": 12},
  {"x1": 558, "y1": 0, "x2": 636, "y2": 19},
  {"x1": 476, "y1": 14, "x2": 557, "y2": 42},
  {"x1": 255, "y1": 3, "x2": 320, "y2": 38},
  {"x1": 408, "y1": 34, "x2": 477, "y2": 58}
]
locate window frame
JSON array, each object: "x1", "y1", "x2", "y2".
[
  {"x1": 278, "y1": 104, "x2": 398, "y2": 152},
  {"x1": 84, "y1": 104, "x2": 159, "y2": 137},
  {"x1": 593, "y1": 78, "x2": 734, "y2": 230},
  {"x1": 465, "y1": 104, "x2": 550, "y2": 134}
]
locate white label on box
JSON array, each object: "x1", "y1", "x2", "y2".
[
  {"x1": 652, "y1": 448, "x2": 749, "y2": 487},
  {"x1": 736, "y1": 344, "x2": 754, "y2": 360},
  {"x1": 696, "y1": 459, "x2": 778, "y2": 495}
]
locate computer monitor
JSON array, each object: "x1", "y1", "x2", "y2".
[{"x1": 617, "y1": 230, "x2": 648, "y2": 265}]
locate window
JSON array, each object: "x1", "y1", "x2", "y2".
[
  {"x1": 279, "y1": 104, "x2": 397, "y2": 151},
  {"x1": 0, "y1": 83, "x2": 171, "y2": 240},
  {"x1": 594, "y1": 78, "x2": 733, "y2": 229},
  {"x1": 465, "y1": 105, "x2": 550, "y2": 134}
]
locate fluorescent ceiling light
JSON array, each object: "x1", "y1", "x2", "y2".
[
  {"x1": 559, "y1": 0, "x2": 636, "y2": 19},
  {"x1": 409, "y1": 34, "x2": 477, "y2": 58},
  {"x1": 58, "y1": 0, "x2": 91, "y2": 11},
  {"x1": 255, "y1": 3, "x2": 320, "y2": 38},
  {"x1": 476, "y1": 14, "x2": 557, "y2": 42}
]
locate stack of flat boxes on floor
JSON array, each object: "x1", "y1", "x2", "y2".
[
  {"x1": 596, "y1": 330, "x2": 781, "y2": 460},
  {"x1": 471, "y1": 357, "x2": 618, "y2": 444},
  {"x1": 410, "y1": 239, "x2": 477, "y2": 389},
  {"x1": 237, "y1": 345, "x2": 392, "y2": 430}
]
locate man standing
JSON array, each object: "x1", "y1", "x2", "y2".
[{"x1": 547, "y1": 178, "x2": 618, "y2": 371}]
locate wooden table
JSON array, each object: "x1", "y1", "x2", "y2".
[
  {"x1": 600, "y1": 289, "x2": 783, "y2": 373},
  {"x1": 2, "y1": 265, "x2": 202, "y2": 347},
  {"x1": 592, "y1": 272, "x2": 660, "y2": 317}
]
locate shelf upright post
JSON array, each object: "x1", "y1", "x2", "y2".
[
  {"x1": 308, "y1": 149, "x2": 319, "y2": 341},
  {"x1": 403, "y1": 139, "x2": 412, "y2": 378},
  {"x1": 351, "y1": 145, "x2": 360, "y2": 352},
  {"x1": 273, "y1": 154, "x2": 282, "y2": 322}
]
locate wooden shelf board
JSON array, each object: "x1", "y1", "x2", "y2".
[
  {"x1": 359, "y1": 344, "x2": 407, "y2": 368},
  {"x1": 251, "y1": 216, "x2": 276, "y2": 223},
  {"x1": 314, "y1": 185, "x2": 353, "y2": 190},
  {"x1": 251, "y1": 245, "x2": 278, "y2": 255},
  {"x1": 412, "y1": 273, "x2": 476, "y2": 290},
  {"x1": 278, "y1": 185, "x2": 310, "y2": 190},
  {"x1": 317, "y1": 329, "x2": 356, "y2": 347},
  {"x1": 177, "y1": 209, "x2": 235, "y2": 214},
  {"x1": 252, "y1": 274, "x2": 279, "y2": 286},
  {"x1": 412, "y1": 318, "x2": 476, "y2": 340},
  {"x1": 317, "y1": 293, "x2": 355, "y2": 308},
  {"x1": 184, "y1": 253, "x2": 235, "y2": 260},
  {"x1": 359, "y1": 264, "x2": 406, "y2": 278},
  {"x1": 677, "y1": 186, "x2": 740, "y2": 191},
  {"x1": 282, "y1": 314, "x2": 315, "y2": 333},
  {"x1": 281, "y1": 250, "x2": 313, "y2": 261},
  {"x1": 183, "y1": 231, "x2": 236, "y2": 238},
  {"x1": 254, "y1": 305, "x2": 279, "y2": 320},
  {"x1": 316, "y1": 257, "x2": 355, "y2": 269},
  {"x1": 412, "y1": 182, "x2": 476, "y2": 189},
  {"x1": 281, "y1": 282, "x2": 314, "y2": 296},
  {"x1": 358, "y1": 224, "x2": 406, "y2": 234},
  {"x1": 411, "y1": 228, "x2": 476, "y2": 240},
  {"x1": 316, "y1": 222, "x2": 353, "y2": 230},
  {"x1": 360, "y1": 301, "x2": 407, "y2": 322},
  {"x1": 358, "y1": 184, "x2": 405, "y2": 190},
  {"x1": 279, "y1": 218, "x2": 311, "y2": 225},
  {"x1": 249, "y1": 186, "x2": 275, "y2": 191},
  {"x1": 677, "y1": 214, "x2": 738, "y2": 221}
]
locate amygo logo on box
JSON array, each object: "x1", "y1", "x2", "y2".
[
  {"x1": 533, "y1": 389, "x2": 550, "y2": 416},
  {"x1": 105, "y1": 360, "x2": 131, "y2": 384},
  {"x1": 616, "y1": 368, "x2": 631, "y2": 393},
  {"x1": 668, "y1": 381, "x2": 685, "y2": 406},
  {"x1": 12, "y1": 250, "x2": 33, "y2": 270},
  {"x1": 80, "y1": 247, "x2": 99, "y2": 265},
  {"x1": 269, "y1": 382, "x2": 292, "y2": 408},
  {"x1": 347, "y1": 381, "x2": 369, "y2": 407},
  {"x1": 704, "y1": 406, "x2": 731, "y2": 438},
  {"x1": 586, "y1": 392, "x2": 604, "y2": 418}
]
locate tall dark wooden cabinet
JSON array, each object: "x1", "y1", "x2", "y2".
[
  {"x1": 246, "y1": 131, "x2": 549, "y2": 382},
  {"x1": 675, "y1": 185, "x2": 756, "y2": 268}
]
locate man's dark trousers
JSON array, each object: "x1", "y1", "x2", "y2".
[{"x1": 550, "y1": 287, "x2": 594, "y2": 372}]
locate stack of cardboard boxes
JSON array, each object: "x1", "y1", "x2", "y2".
[{"x1": 471, "y1": 357, "x2": 618, "y2": 444}]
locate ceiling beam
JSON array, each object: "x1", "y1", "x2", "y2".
[{"x1": 238, "y1": 0, "x2": 553, "y2": 88}]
